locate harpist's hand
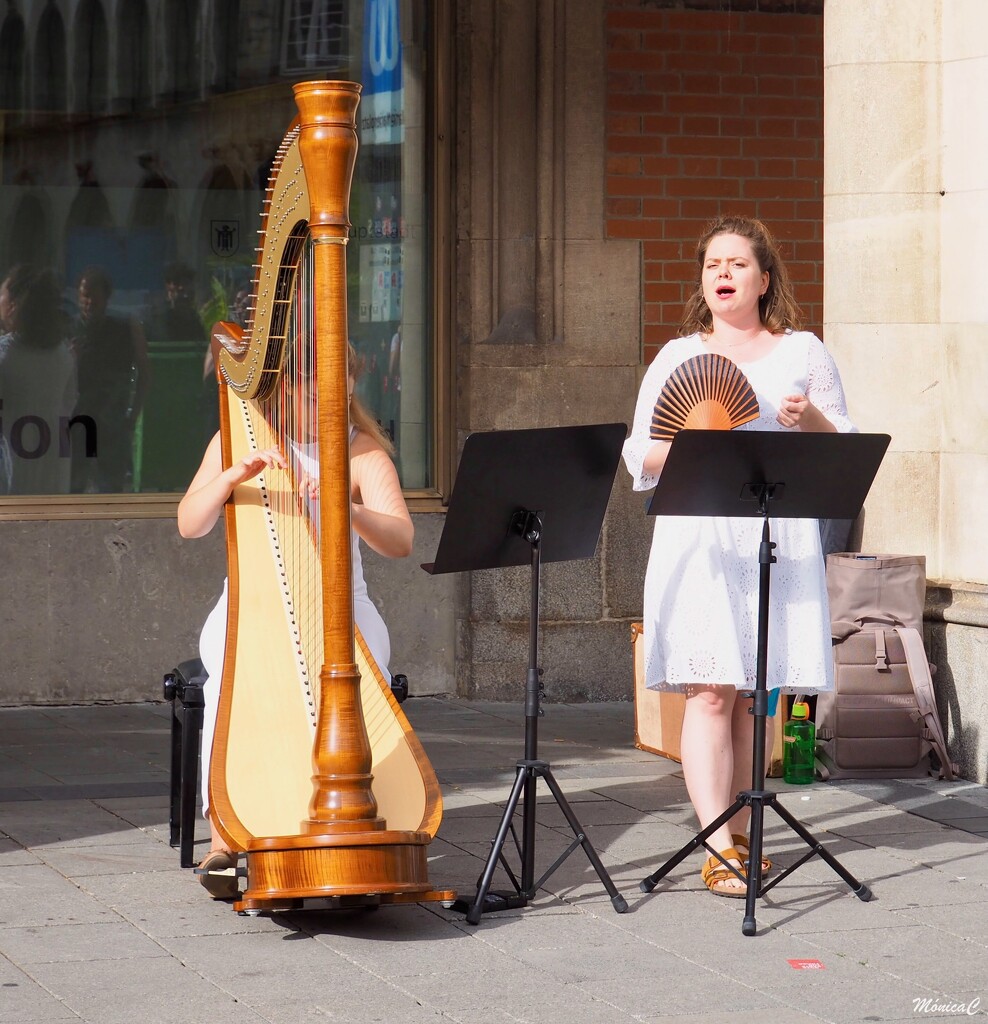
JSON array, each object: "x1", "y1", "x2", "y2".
[
  {"x1": 298, "y1": 471, "x2": 318, "y2": 502},
  {"x1": 230, "y1": 447, "x2": 287, "y2": 485}
]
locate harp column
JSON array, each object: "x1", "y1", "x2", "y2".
[{"x1": 293, "y1": 81, "x2": 385, "y2": 835}]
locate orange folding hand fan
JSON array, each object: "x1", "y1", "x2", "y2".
[{"x1": 650, "y1": 352, "x2": 760, "y2": 441}]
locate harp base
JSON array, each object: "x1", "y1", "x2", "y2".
[
  {"x1": 235, "y1": 829, "x2": 448, "y2": 909},
  {"x1": 234, "y1": 890, "x2": 458, "y2": 915}
]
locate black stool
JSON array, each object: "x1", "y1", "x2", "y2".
[
  {"x1": 163, "y1": 659, "x2": 206, "y2": 868},
  {"x1": 162, "y1": 661, "x2": 410, "y2": 869}
]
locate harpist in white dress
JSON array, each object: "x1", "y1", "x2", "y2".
[
  {"x1": 622, "y1": 330, "x2": 856, "y2": 698},
  {"x1": 197, "y1": 429, "x2": 392, "y2": 816}
]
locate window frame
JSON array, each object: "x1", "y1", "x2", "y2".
[{"x1": 0, "y1": 0, "x2": 453, "y2": 521}]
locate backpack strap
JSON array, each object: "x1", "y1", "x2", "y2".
[{"x1": 894, "y1": 627, "x2": 959, "y2": 781}]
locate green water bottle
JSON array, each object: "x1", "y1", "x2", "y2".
[{"x1": 783, "y1": 702, "x2": 816, "y2": 785}]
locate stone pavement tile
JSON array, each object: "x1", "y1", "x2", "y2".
[
  {"x1": 639, "y1": 1010, "x2": 821, "y2": 1024},
  {"x1": 732, "y1": 882, "x2": 912, "y2": 936},
  {"x1": 571, "y1": 956, "x2": 784, "y2": 1018},
  {"x1": 92, "y1": 798, "x2": 172, "y2": 832},
  {"x1": 0, "y1": 865, "x2": 118, "y2": 928},
  {"x1": 807, "y1": 922, "x2": 985, "y2": 993},
  {"x1": 31, "y1": 769, "x2": 168, "y2": 789},
  {"x1": 0, "y1": 708, "x2": 56, "y2": 732},
  {"x1": 438, "y1": 773, "x2": 528, "y2": 796},
  {"x1": 435, "y1": 806, "x2": 520, "y2": 843},
  {"x1": 908, "y1": 798, "x2": 988, "y2": 823},
  {"x1": 757, "y1": 973, "x2": 950, "y2": 1024},
  {"x1": 638, "y1": 800, "x2": 702, "y2": 832},
  {"x1": 397, "y1": 958, "x2": 652, "y2": 1023},
  {"x1": 0, "y1": 799, "x2": 147, "y2": 848},
  {"x1": 283, "y1": 902, "x2": 500, "y2": 978},
  {"x1": 535, "y1": 795, "x2": 650, "y2": 830},
  {"x1": 554, "y1": 761, "x2": 679, "y2": 781},
  {"x1": 0, "y1": 920, "x2": 168, "y2": 965},
  {"x1": 0, "y1": 837, "x2": 38, "y2": 868},
  {"x1": 843, "y1": 829, "x2": 988, "y2": 879},
  {"x1": 819, "y1": 805, "x2": 958, "y2": 837},
  {"x1": 584, "y1": 777, "x2": 690, "y2": 815},
  {"x1": 75, "y1": 870, "x2": 285, "y2": 939},
  {"x1": 852, "y1": 866, "x2": 985, "y2": 911},
  {"x1": 896, "y1": 899, "x2": 988, "y2": 944},
  {"x1": 157, "y1": 924, "x2": 531, "y2": 1024},
  {"x1": 448, "y1": 823, "x2": 574, "y2": 868},
  {"x1": 750, "y1": 840, "x2": 988, "y2": 911},
  {"x1": 440, "y1": 786, "x2": 512, "y2": 811},
  {"x1": 773, "y1": 786, "x2": 877, "y2": 813},
  {"x1": 757, "y1": 970, "x2": 982, "y2": 1019},
  {"x1": 0, "y1": 757, "x2": 58, "y2": 790},
  {"x1": 35, "y1": 840, "x2": 179, "y2": 878},
  {"x1": 24, "y1": 956, "x2": 270, "y2": 1024},
  {"x1": 0, "y1": 954, "x2": 78, "y2": 1023},
  {"x1": 900, "y1": 779, "x2": 988, "y2": 806}
]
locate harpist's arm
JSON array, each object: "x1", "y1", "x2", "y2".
[
  {"x1": 177, "y1": 431, "x2": 287, "y2": 539},
  {"x1": 350, "y1": 441, "x2": 414, "y2": 558}
]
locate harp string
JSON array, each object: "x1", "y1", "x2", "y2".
[{"x1": 242, "y1": 236, "x2": 326, "y2": 723}]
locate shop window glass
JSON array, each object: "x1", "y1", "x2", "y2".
[{"x1": 0, "y1": 0, "x2": 434, "y2": 501}]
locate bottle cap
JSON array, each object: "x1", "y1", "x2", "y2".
[{"x1": 791, "y1": 701, "x2": 810, "y2": 720}]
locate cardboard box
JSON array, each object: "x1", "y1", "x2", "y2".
[{"x1": 631, "y1": 623, "x2": 787, "y2": 776}]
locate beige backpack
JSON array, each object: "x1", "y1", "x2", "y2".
[{"x1": 815, "y1": 553, "x2": 957, "y2": 781}]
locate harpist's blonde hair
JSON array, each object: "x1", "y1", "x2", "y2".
[{"x1": 348, "y1": 343, "x2": 395, "y2": 456}]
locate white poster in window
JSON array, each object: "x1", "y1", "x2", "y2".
[{"x1": 361, "y1": 0, "x2": 403, "y2": 145}]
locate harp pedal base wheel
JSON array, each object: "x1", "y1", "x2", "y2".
[{"x1": 234, "y1": 889, "x2": 458, "y2": 915}]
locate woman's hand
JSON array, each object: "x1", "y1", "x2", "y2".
[{"x1": 777, "y1": 394, "x2": 836, "y2": 432}]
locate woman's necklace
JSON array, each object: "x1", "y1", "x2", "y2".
[{"x1": 705, "y1": 331, "x2": 758, "y2": 349}]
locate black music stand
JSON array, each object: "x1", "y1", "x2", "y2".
[
  {"x1": 423, "y1": 424, "x2": 630, "y2": 924},
  {"x1": 638, "y1": 429, "x2": 890, "y2": 936}
]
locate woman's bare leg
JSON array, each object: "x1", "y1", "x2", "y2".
[
  {"x1": 727, "y1": 695, "x2": 776, "y2": 843},
  {"x1": 680, "y1": 685, "x2": 743, "y2": 885}
]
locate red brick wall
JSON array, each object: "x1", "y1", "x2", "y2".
[{"x1": 605, "y1": 2, "x2": 825, "y2": 363}]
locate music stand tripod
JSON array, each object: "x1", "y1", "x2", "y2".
[
  {"x1": 423, "y1": 424, "x2": 630, "y2": 925},
  {"x1": 637, "y1": 428, "x2": 890, "y2": 936}
]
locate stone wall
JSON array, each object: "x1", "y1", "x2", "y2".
[{"x1": 824, "y1": 0, "x2": 988, "y2": 783}]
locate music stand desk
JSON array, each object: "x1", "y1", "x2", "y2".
[{"x1": 423, "y1": 423, "x2": 630, "y2": 924}]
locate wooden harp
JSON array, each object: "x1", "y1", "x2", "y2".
[{"x1": 209, "y1": 81, "x2": 451, "y2": 912}]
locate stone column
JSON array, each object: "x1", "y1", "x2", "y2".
[{"x1": 824, "y1": 0, "x2": 988, "y2": 781}]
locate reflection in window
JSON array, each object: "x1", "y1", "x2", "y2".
[
  {"x1": 34, "y1": 3, "x2": 67, "y2": 113},
  {"x1": 281, "y1": 0, "x2": 348, "y2": 74},
  {"x1": 73, "y1": 0, "x2": 109, "y2": 115},
  {"x1": 0, "y1": 12, "x2": 26, "y2": 115},
  {"x1": 211, "y1": 0, "x2": 240, "y2": 94},
  {"x1": 8, "y1": 195, "x2": 51, "y2": 270},
  {"x1": 0, "y1": 0, "x2": 433, "y2": 498},
  {"x1": 165, "y1": 0, "x2": 200, "y2": 103},
  {"x1": 117, "y1": 0, "x2": 151, "y2": 112}
]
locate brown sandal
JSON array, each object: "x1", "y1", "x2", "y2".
[
  {"x1": 196, "y1": 850, "x2": 239, "y2": 899},
  {"x1": 700, "y1": 847, "x2": 747, "y2": 898},
  {"x1": 732, "y1": 833, "x2": 772, "y2": 875}
]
